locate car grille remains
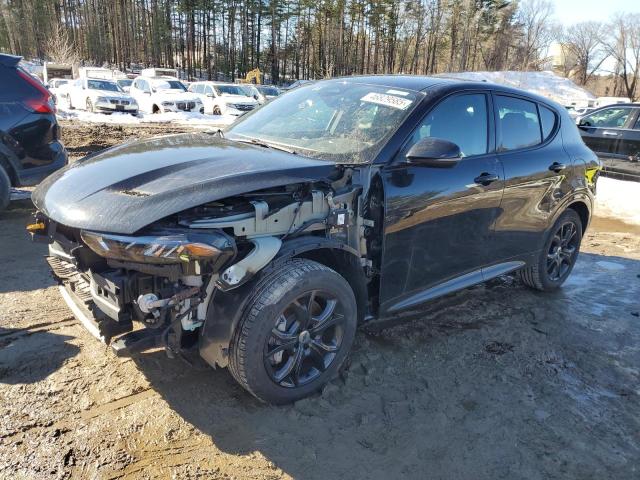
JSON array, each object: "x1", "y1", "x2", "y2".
[
  {"x1": 109, "y1": 99, "x2": 130, "y2": 105},
  {"x1": 176, "y1": 101, "x2": 196, "y2": 111}
]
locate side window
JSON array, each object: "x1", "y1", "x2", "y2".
[
  {"x1": 633, "y1": 111, "x2": 640, "y2": 130},
  {"x1": 539, "y1": 105, "x2": 557, "y2": 140},
  {"x1": 407, "y1": 93, "x2": 488, "y2": 157},
  {"x1": 205, "y1": 85, "x2": 213, "y2": 95},
  {"x1": 194, "y1": 84, "x2": 203, "y2": 94},
  {"x1": 496, "y1": 96, "x2": 541, "y2": 151},
  {"x1": 582, "y1": 107, "x2": 633, "y2": 128}
]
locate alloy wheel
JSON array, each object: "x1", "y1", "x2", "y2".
[
  {"x1": 264, "y1": 290, "x2": 345, "y2": 388},
  {"x1": 546, "y1": 221, "x2": 579, "y2": 281}
]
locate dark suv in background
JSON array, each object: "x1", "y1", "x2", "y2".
[
  {"x1": 578, "y1": 103, "x2": 640, "y2": 181},
  {"x1": 0, "y1": 53, "x2": 67, "y2": 211}
]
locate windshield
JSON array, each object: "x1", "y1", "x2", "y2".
[
  {"x1": 87, "y1": 80, "x2": 121, "y2": 92},
  {"x1": 258, "y1": 86, "x2": 279, "y2": 96},
  {"x1": 117, "y1": 79, "x2": 133, "y2": 87},
  {"x1": 151, "y1": 80, "x2": 187, "y2": 92},
  {"x1": 215, "y1": 85, "x2": 249, "y2": 96},
  {"x1": 227, "y1": 81, "x2": 421, "y2": 163}
]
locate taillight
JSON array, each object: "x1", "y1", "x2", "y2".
[{"x1": 16, "y1": 68, "x2": 56, "y2": 114}]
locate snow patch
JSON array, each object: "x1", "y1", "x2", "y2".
[
  {"x1": 56, "y1": 105, "x2": 236, "y2": 129},
  {"x1": 595, "y1": 177, "x2": 640, "y2": 226},
  {"x1": 439, "y1": 71, "x2": 594, "y2": 106}
]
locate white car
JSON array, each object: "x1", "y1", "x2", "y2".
[
  {"x1": 188, "y1": 82, "x2": 259, "y2": 115},
  {"x1": 130, "y1": 76, "x2": 203, "y2": 114},
  {"x1": 62, "y1": 78, "x2": 138, "y2": 114},
  {"x1": 47, "y1": 78, "x2": 71, "y2": 104}
]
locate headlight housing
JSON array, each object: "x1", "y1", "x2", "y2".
[
  {"x1": 161, "y1": 101, "x2": 174, "y2": 107},
  {"x1": 95, "y1": 96, "x2": 108, "y2": 103},
  {"x1": 81, "y1": 230, "x2": 235, "y2": 266}
]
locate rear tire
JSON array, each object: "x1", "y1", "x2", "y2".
[
  {"x1": 0, "y1": 165, "x2": 11, "y2": 212},
  {"x1": 228, "y1": 259, "x2": 357, "y2": 404},
  {"x1": 520, "y1": 209, "x2": 582, "y2": 291}
]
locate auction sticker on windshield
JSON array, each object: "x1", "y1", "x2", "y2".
[{"x1": 361, "y1": 92, "x2": 413, "y2": 110}]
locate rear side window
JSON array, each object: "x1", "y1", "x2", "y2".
[
  {"x1": 496, "y1": 96, "x2": 541, "y2": 151},
  {"x1": 409, "y1": 93, "x2": 489, "y2": 157},
  {"x1": 539, "y1": 105, "x2": 557, "y2": 140}
]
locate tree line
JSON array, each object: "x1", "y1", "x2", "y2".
[{"x1": 0, "y1": 0, "x2": 638, "y2": 99}]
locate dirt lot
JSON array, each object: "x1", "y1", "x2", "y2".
[{"x1": 1, "y1": 123, "x2": 639, "y2": 479}]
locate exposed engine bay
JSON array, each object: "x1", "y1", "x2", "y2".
[{"x1": 35, "y1": 166, "x2": 382, "y2": 365}]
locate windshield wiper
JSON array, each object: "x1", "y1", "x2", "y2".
[{"x1": 234, "y1": 137, "x2": 297, "y2": 155}]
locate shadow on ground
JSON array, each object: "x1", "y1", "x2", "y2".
[{"x1": 132, "y1": 252, "x2": 640, "y2": 479}]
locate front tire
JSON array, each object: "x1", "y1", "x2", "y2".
[
  {"x1": 0, "y1": 165, "x2": 10, "y2": 212},
  {"x1": 228, "y1": 259, "x2": 357, "y2": 404},
  {"x1": 213, "y1": 105, "x2": 222, "y2": 115},
  {"x1": 520, "y1": 209, "x2": 582, "y2": 291}
]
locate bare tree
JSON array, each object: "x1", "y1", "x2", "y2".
[
  {"x1": 604, "y1": 13, "x2": 640, "y2": 100},
  {"x1": 561, "y1": 21, "x2": 608, "y2": 85},
  {"x1": 516, "y1": 0, "x2": 556, "y2": 70},
  {"x1": 44, "y1": 24, "x2": 79, "y2": 65}
]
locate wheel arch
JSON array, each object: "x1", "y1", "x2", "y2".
[
  {"x1": 198, "y1": 236, "x2": 368, "y2": 369},
  {"x1": 567, "y1": 200, "x2": 590, "y2": 234}
]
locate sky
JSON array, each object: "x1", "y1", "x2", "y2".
[{"x1": 551, "y1": 0, "x2": 640, "y2": 25}]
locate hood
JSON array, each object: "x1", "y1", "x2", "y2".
[
  {"x1": 220, "y1": 94, "x2": 257, "y2": 105},
  {"x1": 33, "y1": 134, "x2": 336, "y2": 234},
  {"x1": 154, "y1": 90, "x2": 200, "y2": 102},
  {"x1": 89, "y1": 90, "x2": 133, "y2": 100}
]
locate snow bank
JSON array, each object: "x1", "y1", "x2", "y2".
[
  {"x1": 595, "y1": 177, "x2": 640, "y2": 226},
  {"x1": 439, "y1": 71, "x2": 594, "y2": 106},
  {"x1": 56, "y1": 105, "x2": 236, "y2": 129}
]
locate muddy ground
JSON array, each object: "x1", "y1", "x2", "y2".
[{"x1": 1, "y1": 123, "x2": 639, "y2": 479}]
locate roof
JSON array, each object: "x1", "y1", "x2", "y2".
[
  {"x1": 336, "y1": 75, "x2": 453, "y2": 91},
  {"x1": 0, "y1": 53, "x2": 22, "y2": 68}
]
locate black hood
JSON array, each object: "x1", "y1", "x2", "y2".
[{"x1": 33, "y1": 133, "x2": 336, "y2": 234}]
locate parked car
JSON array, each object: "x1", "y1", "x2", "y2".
[
  {"x1": 47, "y1": 78, "x2": 70, "y2": 104},
  {"x1": 578, "y1": 103, "x2": 640, "y2": 180},
  {"x1": 188, "y1": 81, "x2": 259, "y2": 115},
  {"x1": 0, "y1": 53, "x2": 67, "y2": 212},
  {"x1": 238, "y1": 84, "x2": 264, "y2": 104},
  {"x1": 284, "y1": 79, "x2": 314, "y2": 90},
  {"x1": 130, "y1": 75, "x2": 203, "y2": 114},
  {"x1": 30, "y1": 76, "x2": 599, "y2": 404},
  {"x1": 62, "y1": 77, "x2": 138, "y2": 115},
  {"x1": 116, "y1": 78, "x2": 133, "y2": 93},
  {"x1": 256, "y1": 85, "x2": 281, "y2": 101}
]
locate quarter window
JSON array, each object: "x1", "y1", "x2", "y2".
[
  {"x1": 496, "y1": 96, "x2": 541, "y2": 151},
  {"x1": 408, "y1": 93, "x2": 489, "y2": 157},
  {"x1": 581, "y1": 107, "x2": 633, "y2": 128},
  {"x1": 539, "y1": 105, "x2": 557, "y2": 140}
]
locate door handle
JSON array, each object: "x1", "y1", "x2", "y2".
[
  {"x1": 474, "y1": 173, "x2": 499, "y2": 185},
  {"x1": 602, "y1": 130, "x2": 619, "y2": 136},
  {"x1": 548, "y1": 162, "x2": 566, "y2": 172}
]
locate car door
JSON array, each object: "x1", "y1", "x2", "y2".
[
  {"x1": 578, "y1": 106, "x2": 635, "y2": 158},
  {"x1": 491, "y1": 94, "x2": 574, "y2": 261},
  {"x1": 379, "y1": 92, "x2": 504, "y2": 314},
  {"x1": 616, "y1": 108, "x2": 640, "y2": 160}
]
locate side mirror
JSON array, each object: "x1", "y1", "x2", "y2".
[
  {"x1": 405, "y1": 138, "x2": 462, "y2": 167},
  {"x1": 577, "y1": 118, "x2": 591, "y2": 127}
]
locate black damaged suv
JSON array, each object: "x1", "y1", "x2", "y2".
[
  {"x1": 30, "y1": 77, "x2": 599, "y2": 404},
  {"x1": 0, "y1": 53, "x2": 67, "y2": 211}
]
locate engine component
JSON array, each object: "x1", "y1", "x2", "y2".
[
  {"x1": 218, "y1": 236, "x2": 282, "y2": 290},
  {"x1": 185, "y1": 191, "x2": 329, "y2": 238}
]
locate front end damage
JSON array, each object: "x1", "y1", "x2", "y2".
[{"x1": 32, "y1": 168, "x2": 378, "y2": 366}]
